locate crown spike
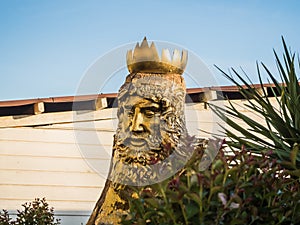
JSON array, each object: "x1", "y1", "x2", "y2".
[
  {"x1": 161, "y1": 49, "x2": 171, "y2": 63},
  {"x1": 172, "y1": 49, "x2": 181, "y2": 67},
  {"x1": 140, "y1": 37, "x2": 149, "y2": 48},
  {"x1": 150, "y1": 42, "x2": 159, "y2": 61},
  {"x1": 181, "y1": 50, "x2": 188, "y2": 70},
  {"x1": 126, "y1": 50, "x2": 133, "y2": 66},
  {"x1": 133, "y1": 42, "x2": 141, "y2": 60}
]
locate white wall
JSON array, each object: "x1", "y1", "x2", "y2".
[
  {"x1": 0, "y1": 108, "x2": 116, "y2": 224},
  {"x1": 0, "y1": 99, "x2": 275, "y2": 224}
]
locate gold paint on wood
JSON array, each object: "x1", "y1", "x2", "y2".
[
  {"x1": 127, "y1": 37, "x2": 187, "y2": 74},
  {"x1": 87, "y1": 38, "x2": 201, "y2": 225}
]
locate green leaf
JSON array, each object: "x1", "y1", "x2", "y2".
[
  {"x1": 290, "y1": 143, "x2": 299, "y2": 167},
  {"x1": 214, "y1": 174, "x2": 224, "y2": 186},
  {"x1": 287, "y1": 169, "x2": 300, "y2": 178},
  {"x1": 209, "y1": 186, "x2": 222, "y2": 196},
  {"x1": 186, "y1": 192, "x2": 201, "y2": 205},
  {"x1": 144, "y1": 198, "x2": 160, "y2": 209},
  {"x1": 185, "y1": 202, "x2": 199, "y2": 219}
]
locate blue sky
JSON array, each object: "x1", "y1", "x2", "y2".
[{"x1": 0, "y1": 0, "x2": 300, "y2": 100}]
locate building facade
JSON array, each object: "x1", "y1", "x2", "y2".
[{"x1": 0, "y1": 85, "x2": 275, "y2": 224}]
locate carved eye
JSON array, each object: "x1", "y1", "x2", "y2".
[
  {"x1": 128, "y1": 109, "x2": 135, "y2": 117},
  {"x1": 124, "y1": 106, "x2": 134, "y2": 117},
  {"x1": 144, "y1": 109, "x2": 155, "y2": 117}
]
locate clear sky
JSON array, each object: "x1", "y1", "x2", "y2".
[{"x1": 0, "y1": 0, "x2": 299, "y2": 101}]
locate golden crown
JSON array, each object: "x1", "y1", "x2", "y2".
[{"x1": 126, "y1": 37, "x2": 188, "y2": 74}]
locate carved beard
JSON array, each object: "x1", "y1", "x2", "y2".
[
  {"x1": 113, "y1": 132, "x2": 163, "y2": 166},
  {"x1": 109, "y1": 111, "x2": 190, "y2": 186},
  {"x1": 113, "y1": 117, "x2": 171, "y2": 165}
]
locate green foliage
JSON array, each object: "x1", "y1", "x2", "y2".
[
  {"x1": 0, "y1": 198, "x2": 60, "y2": 225},
  {"x1": 0, "y1": 210, "x2": 12, "y2": 225},
  {"x1": 211, "y1": 37, "x2": 300, "y2": 172},
  {"x1": 121, "y1": 144, "x2": 300, "y2": 224}
]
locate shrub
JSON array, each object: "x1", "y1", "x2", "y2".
[
  {"x1": 0, "y1": 198, "x2": 60, "y2": 225},
  {"x1": 121, "y1": 143, "x2": 300, "y2": 225},
  {"x1": 0, "y1": 210, "x2": 12, "y2": 225}
]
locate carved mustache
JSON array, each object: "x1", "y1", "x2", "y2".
[{"x1": 116, "y1": 128, "x2": 162, "y2": 149}]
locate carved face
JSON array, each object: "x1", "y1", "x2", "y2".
[
  {"x1": 122, "y1": 96, "x2": 161, "y2": 148},
  {"x1": 113, "y1": 74, "x2": 187, "y2": 167},
  {"x1": 115, "y1": 94, "x2": 166, "y2": 165}
]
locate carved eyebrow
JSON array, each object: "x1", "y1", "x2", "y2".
[
  {"x1": 139, "y1": 101, "x2": 160, "y2": 108},
  {"x1": 143, "y1": 105, "x2": 160, "y2": 111}
]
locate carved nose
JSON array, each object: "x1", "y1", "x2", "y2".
[{"x1": 131, "y1": 110, "x2": 144, "y2": 132}]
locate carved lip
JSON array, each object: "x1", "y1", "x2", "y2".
[{"x1": 125, "y1": 137, "x2": 146, "y2": 147}]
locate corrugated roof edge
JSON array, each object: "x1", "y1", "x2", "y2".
[
  {"x1": 0, "y1": 93, "x2": 117, "y2": 107},
  {"x1": 0, "y1": 84, "x2": 277, "y2": 108}
]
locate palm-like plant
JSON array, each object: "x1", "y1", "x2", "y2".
[{"x1": 211, "y1": 37, "x2": 300, "y2": 173}]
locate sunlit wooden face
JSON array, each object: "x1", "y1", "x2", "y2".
[{"x1": 118, "y1": 95, "x2": 163, "y2": 151}]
